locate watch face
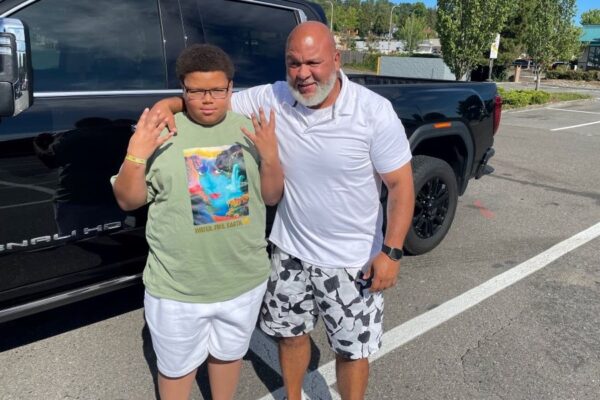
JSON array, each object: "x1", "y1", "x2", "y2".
[{"x1": 382, "y1": 244, "x2": 403, "y2": 260}]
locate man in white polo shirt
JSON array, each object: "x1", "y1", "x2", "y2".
[{"x1": 152, "y1": 21, "x2": 414, "y2": 400}]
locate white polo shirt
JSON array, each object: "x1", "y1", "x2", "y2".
[{"x1": 232, "y1": 71, "x2": 411, "y2": 268}]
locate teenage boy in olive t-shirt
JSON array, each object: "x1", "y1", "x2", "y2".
[{"x1": 112, "y1": 44, "x2": 283, "y2": 400}]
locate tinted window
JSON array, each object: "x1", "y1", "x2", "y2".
[
  {"x1": 186, "y1": 0, "x2": 299, "y2": 87},
  {"x1": 587, "y1": 46, "x2": 600, "y2": 70},
  {"x1": 14, "y1": 0, "x2": 165, "y2": 91}
]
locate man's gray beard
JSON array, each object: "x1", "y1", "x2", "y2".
[{"x1": 287, "y1": 71, "x2": 337, "y2": 108}]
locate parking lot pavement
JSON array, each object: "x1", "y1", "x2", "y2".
[{"x1": 502, "y1": 101, "x2": 600, "y2": 136}]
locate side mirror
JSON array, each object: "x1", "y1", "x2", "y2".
[{"x1": 0, "y1": 18, "x2": 32, "y2": 117}]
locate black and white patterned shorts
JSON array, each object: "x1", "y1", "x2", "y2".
[{"x1": 259, "y1": 246, "x2": 384, "y2": 360}]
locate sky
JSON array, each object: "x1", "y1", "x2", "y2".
[{"x1": 408, "y1": 0, "x2": 597, "y2": 26}]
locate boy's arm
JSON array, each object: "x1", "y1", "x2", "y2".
[
  {"x1": 113, "y1": 108, "x2": 174, "y2": 211},
  {"x1": 241, "y1": 108, "x2": 284, "y2": 206}
]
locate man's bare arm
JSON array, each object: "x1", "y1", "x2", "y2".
[
  {"x1": 148, "y1": 97, "x2": 184, "y2": 134},
  {"x1": 363, "y1": 162, "x2": 415, "y2": 291}
]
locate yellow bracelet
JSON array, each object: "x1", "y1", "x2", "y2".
[{"x1": 125, "y1": 154, "x2": 147, "y2": 165}]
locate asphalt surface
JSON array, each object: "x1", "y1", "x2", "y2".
[{"x1": 1, "y1": 97, "x2": 599, "y2": 400}]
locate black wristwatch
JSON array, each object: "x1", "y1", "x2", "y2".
[{"x1": 381, "y1": 244, "x2": 403, "y2": 261}]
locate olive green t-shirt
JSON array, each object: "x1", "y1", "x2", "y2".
[{"x1": 142, "y1": 111, "x2": 269, "y2": 303}]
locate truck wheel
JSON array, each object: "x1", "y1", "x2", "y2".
[{"x1": 404, "y1": 155, "x2": 458, "y2": 255}]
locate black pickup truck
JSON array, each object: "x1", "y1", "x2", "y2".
[{"x1": 0, "y1": 0, "x2": 501, "y2": 323}]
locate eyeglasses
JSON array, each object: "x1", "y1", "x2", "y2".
[{"x1": 182, "y1": 83, "x2": 230, "y2": 100}]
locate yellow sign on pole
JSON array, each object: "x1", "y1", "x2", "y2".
[{"x1": 490, "y1": 34, "x2": 500, "y2": 59}]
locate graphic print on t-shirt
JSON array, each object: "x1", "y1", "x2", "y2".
[{"x1": 183, "y1": 144, "x2": 249, "y2": 227}]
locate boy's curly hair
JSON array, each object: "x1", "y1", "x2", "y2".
[{"x1": 176, "y1": 44, "x2": 235, "y2": 82}]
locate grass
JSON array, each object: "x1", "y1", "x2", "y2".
[
  {"x1": 498, "y1": 87, "x2": 592, "y2": 109},
  {"x1": 548, "y1": 92, "x2": 593, "y2": 103}
]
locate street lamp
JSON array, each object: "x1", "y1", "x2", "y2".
[
  {"x1": 388, "y1": 5, "x2": 399, "y2": 54},
  {"x1": 325, "y1": 0, "x2": 334, "y2": 31}
]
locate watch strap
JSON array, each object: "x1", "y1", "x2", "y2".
[{"x1": 381, "y1": 244, "x2": 403, "y2": 261}]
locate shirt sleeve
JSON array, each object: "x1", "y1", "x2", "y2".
[
  {"x1": 370, "y1": 100, "x2": 412, "y2": 174},
  {"x1": 231, "y1": 84, "x2": 274, "y2": 118}
]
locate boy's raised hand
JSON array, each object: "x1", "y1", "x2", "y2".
[
  {"x1": 241, "y1": 107, "x2": 278, "y2": 163},
  {"x1": 127, "y1": 108, "x2": 174, "y2": 160}
]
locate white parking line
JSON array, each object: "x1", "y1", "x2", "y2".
[
  {"x1": 546, "y1": 107, "x2": 600, "y2": 115},
  {"x1": 255, "y1": 221, "x2": 600, "y2": 399},
  {"x1": 503, "y1": 108, "x2": 541, "y2": 114},
  {"x1": 550, "y1": 120, "x2": 600, "y2": 131}
]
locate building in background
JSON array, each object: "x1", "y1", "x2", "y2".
[{"x1": 579, "y1": 25, "x2": 600, "y2": 70}]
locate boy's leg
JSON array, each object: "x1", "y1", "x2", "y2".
[
  {"x1": 335, "y1": 356, "x2": 369, "y2": 400},
  {"x1": 144, "y1": 292, "x2": 212, "y2": 399},
  {"x1": 158, "y1": 369, "x2": 198, "y2": 400},
  {"x1": 207, "y1": 356, "x2": 242, "y2": 400},
  {"x1": 207, "y1": 281, "x2": 267, "y2": 399},
  {"x1": 279, "y1": 334, "x2": 311, "y2": 400}
]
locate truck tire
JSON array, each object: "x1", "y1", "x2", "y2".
[{"x1": 404, "y1": 155, "x2": 458, "y2": 255}]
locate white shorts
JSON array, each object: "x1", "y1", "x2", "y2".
[{"x1": 144, "y1": 281, "x2": 267, "y2": 378}]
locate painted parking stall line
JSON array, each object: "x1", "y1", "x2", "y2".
[
  {"x1": 545, "y1": 107, "x2": 600, "y2": 115},
  {"x1": 551, "y1": 120, "x2": 600, "y2": 131},
  {"x1": 255, "y1": 221, "x2": 600, "y2": 400}
]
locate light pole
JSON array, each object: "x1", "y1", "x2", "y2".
[
  {"x1": 388, "y1": 5, "x2": 399, "y2": 54},
  {"x1": 325, "y1": 1, "x2": 334, "y2": 31}
]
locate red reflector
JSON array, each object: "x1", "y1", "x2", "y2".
[
  {"x1": 433, "y1": 122, "x2": 452, "y2": 129},
  {"x1": 493, "y1": 95, "x2": 502, "y2": 135}
]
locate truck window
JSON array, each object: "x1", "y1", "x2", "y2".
[
  {"x1": 13, "y1": 0, "x2": 165, "y2": 92},
  {"x1": 185, "y1": 0, "x2": 299, "y2": 87}
]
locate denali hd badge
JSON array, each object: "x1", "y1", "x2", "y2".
[{"x1": 0, "y1": 221, "x2": 123, "y2": 253}]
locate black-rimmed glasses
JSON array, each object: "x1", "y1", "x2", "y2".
[{"x1": 183, "y1": 82, "x2": 230, "y2": 100}]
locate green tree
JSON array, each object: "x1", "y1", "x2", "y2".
[
  {"x1": 496, "y1": 5, "x2": 528, "y2": 67},
  {"x1": 372, "y1": 0, "x2": 393, "y2": 36},
  {"x1": 580, "y1": 9, "x2": 600, "y2": 25},
  {"x1": 437, "y1": 0, "x2": 512, "y2": 80},
  {"x1": 335, "y1": 3, "x2": 360, "y2": 48},
  {"x1": 523, "y1": 0, "x2": 581, "y2": 89},
  {"x1": 398, "y1": 15, "x2": 428, "y2": 53},
  {"x1": 357, "y1": 0, "x2": 375, "y2": 37}
]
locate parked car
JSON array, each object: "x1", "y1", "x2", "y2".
[
  {"x1": 513, "y1": 59, "x2": 533, "y2": 69},
  {"x1": 0, "y1": 0, "x2": 501, "y2": 323},
  {"x1": 550, "y1": 61, "x2": 572, "y2": 70}
]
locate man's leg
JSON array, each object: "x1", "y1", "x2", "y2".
[
  {"x1": 207, "y1": 356, "x2": 242, "y2": 400},
  {"x1": 279, "y1": 334, "x2": 311, "y2": 400},
  {"x1": 308, "y1": 265, "x2": 384, "y2": 400},
  {"x1": 158, "y1": 369, "x2": 197, "y2": 400},
  {"x1": 335, "y1": 356, "x2": 369, "y2": 400},
  {"x1": 260, "y1": 247, "x2": 318, "y2": 400}
]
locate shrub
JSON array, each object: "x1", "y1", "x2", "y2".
[
  {"x1": 498, "y1": 87, "x2": 591, "y2": 109},
  {"x1": 499, "y1": 89, "x2": 547, "y2": 107},
  {"x1": 529, "y1": 90, "x2": 551, "y2": 104},
  {"x1": 545, "y1": 69, "x2": 600, "y2": 81},
  {"x1": 343, "y1": 52, "x2": 381, "y2": 72}
]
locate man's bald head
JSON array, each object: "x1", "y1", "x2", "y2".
[{"x1": 286, "y1": 21, "x2": 336, "y2": 55}]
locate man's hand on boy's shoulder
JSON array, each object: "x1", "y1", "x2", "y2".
[{"x1": 148, "y1": 97, "x2": 182, "y2": 135}]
